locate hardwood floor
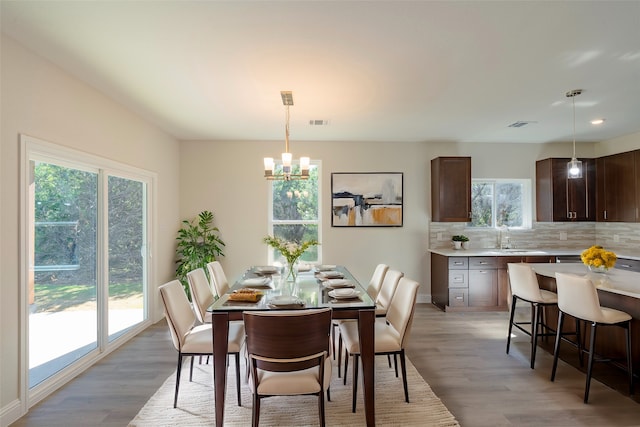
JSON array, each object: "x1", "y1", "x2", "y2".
[{"x1": 12, "y1": 304, "x2": 639, "y2": 426}]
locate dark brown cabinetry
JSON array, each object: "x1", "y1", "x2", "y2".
[
  {"x1": 536, "y1": 158, "x2": 595, "y2": 221},
  {"x1": 431, "y1": 253, "x2": 555, "y2": 312},
  {"x1": 431, "y1": 157, "x2": 471, "y2": 222},
  {"x1": 596, "y1": 151, "x2": 638, "y2": 222}
]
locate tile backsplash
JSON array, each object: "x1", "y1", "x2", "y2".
[{"x1": 429, "y1": 222, "x2": 640, "y2": 258}]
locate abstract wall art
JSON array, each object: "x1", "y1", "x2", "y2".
[{"x1": 331, "y1": 172, "x2": 403, "y2": 227}]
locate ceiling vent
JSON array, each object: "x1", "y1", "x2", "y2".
[
  {"x1": 309, "y1": 119, "x2": 329, "y2": 126},
  {"x1": 508, "y1": 121, "x2": 537, "y2": 128}
]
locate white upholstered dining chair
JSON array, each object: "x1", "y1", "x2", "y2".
[
  {"x1": 207, "y1": 260, "x2": 230, "y2": 297},
  {"x1": 186, "y1": 267, "x2": 215, "y2": 324},
  {"x1": 159, "y1": 279, "x2": 245, "y2": 408},
  {"x1": 333, "y1": 263, "x2": 389, "y2": 368},
  {"x1": 339, "y1": 277, "x2": 420, "y2": 413},
  {"x1": 375, "y1": 268, "x2": 404, "y2": 316}
]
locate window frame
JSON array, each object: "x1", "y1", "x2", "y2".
[
  {"x1": 469, "y1": 178, "x2": 532, "y2": 229},
  {"x1": 267, "y1": 160, "x2": 322, "y2": 265},
  {"x1": 20, "y1": 134, "x2": 156, "y2": 407}
]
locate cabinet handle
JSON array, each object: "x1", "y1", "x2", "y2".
[
  {"x1": 453, "y1": 262, "x2": 463, "y2": 265},
  {"x1": 604, "y1": 210, "x2": 608, "y2": 220},
  {"x1": 478, "y1": 262, "x2": 488, "y2": 265},
  {"x1": 455, "y1": 296, "x2": 464, "y2": 300},
  {"x1": 619, "y1": 264, "x2": 631, "y2": 268}
]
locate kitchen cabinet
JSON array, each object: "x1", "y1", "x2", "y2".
[
  {"x1": 536, "y1": 158, "x2": 595, "y2": 222},
  {"x1": 431, "y1": 253, "x2": 555, "y2": 312},
  {"x1": 468, "y1": 257, "x2": 497, "y2": 307},
  {"x1": 596, "y1": 150, "x2": 638, "y2": 222},
  {"x1": 431, "y1": 157, "x2": 471, "y2": 222}
]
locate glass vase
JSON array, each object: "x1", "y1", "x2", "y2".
[
  {"x1": 587, "y1": 265, "x2": 609, "y2": 286},
  {"x1": 285, "y1": 259, "x2": 299, "y2": 283}
]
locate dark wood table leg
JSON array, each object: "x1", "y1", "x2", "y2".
[
  {"x1": 358, "y1": 308, "x2": 375, "y2": 426},
  {"x1": 212, "y1": 312, "x2": 229, "y2": 427}
]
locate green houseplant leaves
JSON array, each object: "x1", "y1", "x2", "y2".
[{"x1": 175, "y1": 210, "x2": 225, "y2": 299}]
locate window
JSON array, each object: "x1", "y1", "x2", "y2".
[
  {"x1": 267, "y1": 162, "x2": 321, "y2": 264},
  {"x1": 470, "y1": 179, "x2": 531, "y2": 228}
]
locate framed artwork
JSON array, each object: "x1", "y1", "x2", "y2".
[{"x1": 331, "y1": 172, "x2": 403, "y2": 227}]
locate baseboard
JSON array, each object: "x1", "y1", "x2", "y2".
[
  {"x1": 0, "y1": 398, "x2": 24, "y2": 427},
  {"x1": 417, "y1": 294, "x2": 431, "y2": 304}
]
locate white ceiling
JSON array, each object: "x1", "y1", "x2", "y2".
[{"x1": 2, "y1": 1, "x2": 640, "y2": 145}]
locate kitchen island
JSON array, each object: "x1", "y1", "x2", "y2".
[{"x1": 527, "y1": 262, "x2": 640, "y2": 398}]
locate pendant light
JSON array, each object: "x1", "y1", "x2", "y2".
[
  {"x1": 566, "y1": 89, "x2": 583, "y2": 179},
  {"x1": 263, "y1": 91, "x2": 310, "y2": 181}
]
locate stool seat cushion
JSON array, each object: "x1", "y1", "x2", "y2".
[
  {"x1": 538, "y1": 289, "x2": 558, "y2": 304},
  {"x1": 599, "y1": 306, "x2": 632, "y2": 325}
]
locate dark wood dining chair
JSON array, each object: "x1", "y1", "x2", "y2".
[{"x1": 243, "y1": 308, "x2": 333, "y2": 427}]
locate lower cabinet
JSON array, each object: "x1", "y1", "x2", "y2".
[
  {"x1": 468, "y1": 257, "x2": 497, "y2": 307},
  {"x1": 431, "y1": 252, "x2": 555, "y2": 312}
]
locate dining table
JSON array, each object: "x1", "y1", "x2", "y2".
[{"x1": 207, "y1": 264, "x2": 377, "y2": 427}]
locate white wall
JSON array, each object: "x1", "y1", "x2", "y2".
[
  {"x1": 179, "y1": 139, "x2": 433, "y2": 297},
  {"x1": 0, "y1": 35, "x2": 181, "y2": 424},
  {"x1": 594, "y1": 131, "x2": 640, "y2": 156},
  {"x1": 178, "y1": 140, "x2": 602, "y2": 301}
]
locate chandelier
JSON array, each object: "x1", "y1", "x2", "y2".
[
  {"x1": 263, "y1": 91, "x2": 310, "y2": 180},
  {"x1": 566, "y1": 89, "x2": 583, "y2": 179}
]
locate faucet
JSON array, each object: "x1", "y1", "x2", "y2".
[{"x1": 499, "y1": 226, "x2": 511, "y2": 249}]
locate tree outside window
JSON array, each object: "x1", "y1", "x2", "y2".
[
  {"x1": 470, "y1": 179, "x2": 530, "y2": 228},
  {"x1": 269, "y1": 164, "x2": 321, "y2": 263}
]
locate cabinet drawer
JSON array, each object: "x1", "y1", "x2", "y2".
[
  {"x1": 448, "y1": 270, "x2": 469, "y2": 288},
  {"x1": 448, "y1": 257, "x2": 468, "y2": 269},
  {"x1": 615, "y1": 258, "x2": 640, "y2": 273},
  {"x1": 469, "y1": 257, "x2": 497, "y2": 269},
  {"x1": 449, "y1": 289, "x2": 469, "y2": 307}
]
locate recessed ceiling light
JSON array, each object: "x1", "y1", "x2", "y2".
[{"x1": 591, "y1": 118, "x2": 605, "y2": 125}]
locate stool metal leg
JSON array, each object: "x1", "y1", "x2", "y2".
[
  {"x1": 624, "y1": 321, "x2": 634, "y2": 396},
  {"x1": 506, "y1": 295, "x2": 517, "y2": 354},
  {"x1": 531, "y1": 304, "x2": 540, "y2": 369},
  {"x1": 550, "y1": 311, "x2": 564, "y2": 382},
  {"x1": 584, "y1": 322, "x2": 597, "y2": 403}
]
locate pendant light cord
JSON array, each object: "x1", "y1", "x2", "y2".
[{"x1": 572, "y1": 94, "x2": 576, "y2": 158}]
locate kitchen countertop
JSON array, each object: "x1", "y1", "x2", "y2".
[
  {"x1": 428, "y1": 248, "x2": 640, "y2": 261},
  {"x1": 527, "y1": 262, "x2": 640, "y2": 299}
]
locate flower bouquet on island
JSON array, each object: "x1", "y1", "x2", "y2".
[
  {"x1": 581, "y1": 245, "x2": 617, "y2": 272},
  {"x1": 263, "y1": 235, "x2": 319, "y2": 281}
]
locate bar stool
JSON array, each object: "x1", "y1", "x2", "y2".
[
  {"x1": 506, "y1": 263, "x2": 558, "y2": 369},
  {"x1": 551, "y1": 272, "x2": 633, "y2": 403}
]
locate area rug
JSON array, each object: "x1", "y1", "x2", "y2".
[{"x1": 129, "y1": 354, "x2": 459, "y2": 426}]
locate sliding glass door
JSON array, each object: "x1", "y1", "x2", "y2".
[
  {"x1": 29, "y1": 162, "x2": 99, "y2": 387},
  {"x1": 107, "y1": 176, "x2": 146, "y2": 341},
  {"x1": 25, "y1": 136, "x2": 152, "y2": 392}
]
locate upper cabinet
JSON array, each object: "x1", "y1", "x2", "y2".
[
  {"x1": 431, "y1": 157, "x2": 471, "y2": 222},
  {"x1": 596, "y1": 150, "x2": 638, "y2": 222},
  {"x1": 536, "y1": 158, "x2": 595, "y2": 222}
]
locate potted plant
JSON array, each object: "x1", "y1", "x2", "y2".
[
  {"x1": 175, "y1": 210, "x2": 225, "y2": 299},
  {"x1": 451, "y1": 235, "x2": 469, "y2": 250}
]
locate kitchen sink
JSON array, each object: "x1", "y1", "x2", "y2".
[{"x1": 486, "y1": 249, "x2": 548, "y2": 255}]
